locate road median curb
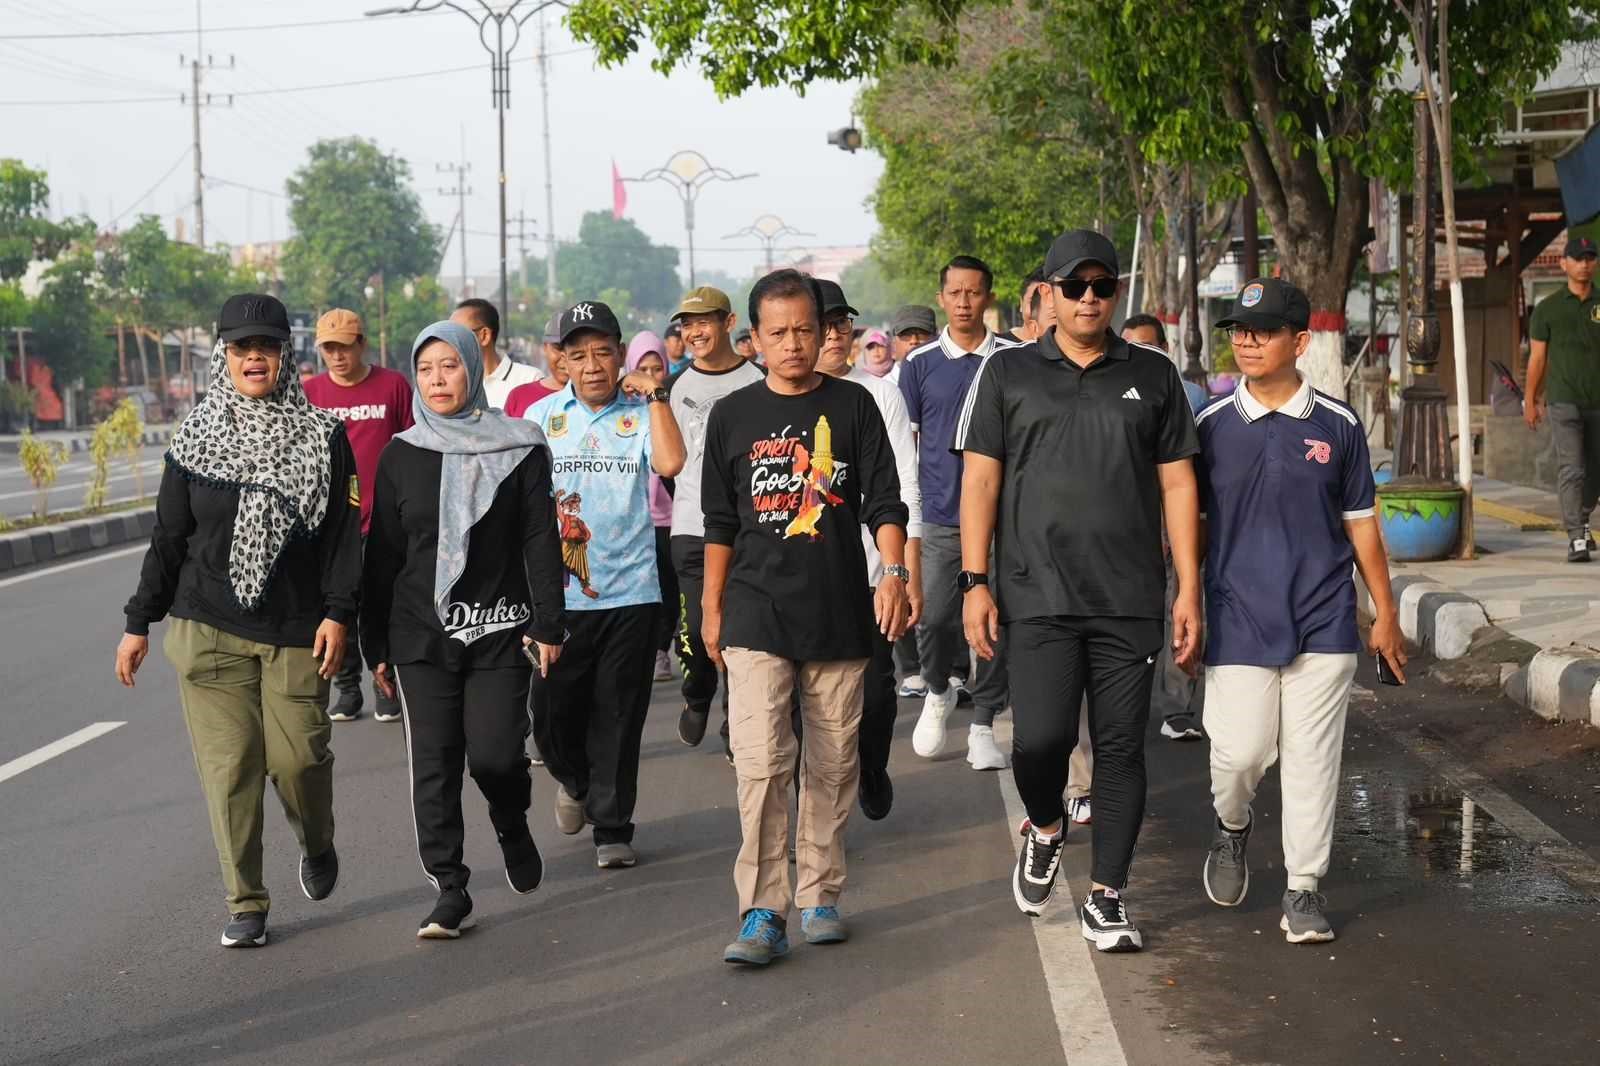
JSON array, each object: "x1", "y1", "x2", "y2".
[
  {"x1": 0, "y1": 426, "x2": 173, "y2": 456},
  {"x1": 0, "y1": 506, "x2": 156, "y2": 574}
]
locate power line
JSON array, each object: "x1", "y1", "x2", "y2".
[
  {"x1": 0, "y1": 12, "x2": 445, "y2": 40},
  {"x1": 111, "y1": 148, "x2": 191, "y2": 225}
]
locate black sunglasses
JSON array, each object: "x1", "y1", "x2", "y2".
[{"x1": 1056, "y1": 276, "x2": 1119, "y2": 300}]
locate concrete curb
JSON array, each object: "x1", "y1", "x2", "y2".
[
  {"x1": 0, "y1": 506, "x2": 156, "y2": 574},
  {"x1": 1360, "y1": 569, "x2": 1600, "y2": 729},
  {"x1": 0, "y1": 426, "x2": 172, "y2": 456}
]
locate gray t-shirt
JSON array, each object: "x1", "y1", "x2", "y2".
[{"x1": 668, "y1": 359, "x2": 767, "y2": 538}]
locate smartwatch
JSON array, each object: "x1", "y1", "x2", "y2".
[
  {"x1": 649, "y1": 386, "x2": 671, "y2": 405},
  {"x1": 957, "y1": 570, "x2": 988, "y2": 593}
]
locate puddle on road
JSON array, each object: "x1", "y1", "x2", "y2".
[{"x1": 1337, "y1": 773, "x2": 1587, "y2": 906}]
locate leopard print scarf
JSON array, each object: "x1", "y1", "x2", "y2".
[{"x1": 167, "y1": 338, "x2": 343, "y2": 611}]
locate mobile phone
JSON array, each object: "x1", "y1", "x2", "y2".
[
  {"x1": 522, "y1": 643, "x2": 543, "y2": 676},
  {"x1": 1375, "y1": 653, "x2": 1403, "y2": 687}
]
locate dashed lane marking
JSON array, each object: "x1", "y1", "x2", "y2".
[{"x1": 0, "y1": 722, "x2": 126, "y2": 785}]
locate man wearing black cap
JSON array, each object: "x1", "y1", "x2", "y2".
[
  {"x1": 890, "y1": 305, "x2": 937, "y2": 370},
  {"x1": 664, "y1": 322, "x2": 690, "y2": 377},
  {"x1": 524, "y1": 300, "x2": 686, "y2": 869},
  {"x1": 1526, "y1": 235, "x2": 1600, "y2": 562},
  {"x1": 733, "y1": 328, "x2": 756, "y2": 363},
  {"x1": 955, "y1": 229, "x2": 1200, "y2": 952},
  {"x1": 1195, "y1": 277, "x2": 1404, "y2": 944}
]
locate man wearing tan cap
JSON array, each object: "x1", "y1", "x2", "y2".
[{"x1": 303, "y1": 308, "x2": 414, "y2": 723}]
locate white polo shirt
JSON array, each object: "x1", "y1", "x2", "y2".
[{"x1": 482, "y1": 355, "x2": 541, "y2": 410}]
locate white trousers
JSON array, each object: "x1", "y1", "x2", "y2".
[{"x1": 1203, "y1": 653, "x2": 1357, "y2": 892}]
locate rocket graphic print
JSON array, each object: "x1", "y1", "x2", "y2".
[{"x1": 747, "y1": 415, "x2": 849, "y2": 541}]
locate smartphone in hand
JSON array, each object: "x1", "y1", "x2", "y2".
[{"x1": 1375, "y1": 652, "x2": 1404, "y2": 687}]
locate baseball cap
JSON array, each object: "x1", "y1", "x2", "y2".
[
  {"x1": 891, "y1": 304, "x2": 937, "y2": 336},
  {"x1": 218, "y1": 293, "x2": 291, "y2": 343},
  {"x1": 663, "y1": 322, "x2": 682, "y2": 339},
  {"x1": 1564, "y1": 235, "x2": 1598, "y2": 259},
  {"x1": 733, "y1": 328, "x2": 752, "y2": 344},
  {"x1": 1043, "y1": 229, "x2": 1120, "y2": 280},
  {"x1": 542, "y1": 313, "x2": 563, "y2": 345},
  {"x1": 863, "y1": 328, "x2": 889, "y2": 348},
  {"x1": 558, "y1": 300, "x2": 623, "y2": 343},
  {"x1": 1215, "y1": 277, "x2": 1311, "y2": 333},
  {"x1": 815, "y1": 279, "x2": 860, "y2": 318},
  {"x1": 314, "y1": 308, "x2": 363, "y2": 346},
  {"x1": 671, "y1": 286, "x2": 732, "y2": 320}
]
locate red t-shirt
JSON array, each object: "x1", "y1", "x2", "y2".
[
  {"x1": 303, "y1": 366, "x2": 415, "y2": 533},
  {"x1": 504, "y1": 379, "x2": 559, "y2": 419}
]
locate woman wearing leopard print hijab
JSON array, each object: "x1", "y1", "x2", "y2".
[{"x1": 116, "y1": 293, "x2": 363, "y2": 950}]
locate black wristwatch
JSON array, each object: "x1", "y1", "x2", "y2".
[
  {"x1": 957, "y1": 570, "x2": 989, "y2": 593},
  {"x1": 649, "y1": 386, "x2": 670, "y2": 404}
]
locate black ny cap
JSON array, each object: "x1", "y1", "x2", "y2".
[
  {"x1": 1044, "y1": 229, "x2": 1120, "y2": 280},
  {"x1": 559, "y1": 300, "x2": 623, "y2": 343},
  {"x1": 815, "y1": 278, "x2": 859, "y2": 318},
  {"x1": 1565, "y1": 235, "x2": 1598, "y2": 259},
  {"x1": 1216, "y1": 277, "x2": 1311, "y2": 332},
  {"x1": 218, "y1": 293, "x2": 291, "y2": 343}
]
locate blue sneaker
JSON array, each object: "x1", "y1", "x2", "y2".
[
  {"x1": 723, "y1": 908, "x2": 789, "y2": 965},
  {"x1": 801, "y1": 906, "x2": 849, "y2": 945}
]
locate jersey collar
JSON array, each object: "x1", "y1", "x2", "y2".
[
  {"x1": 938, "y1": 326, "x2": 999, "y2": 361},
  {"x1": 1234, "y1": 373, "x2": 1315, "y2": 423}
]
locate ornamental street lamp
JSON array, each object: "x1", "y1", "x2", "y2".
[
  {"x1": 625, "y1": 150, "x2": 756, "y2": 287},
  {"x1": 724, "y1": 215, "x2": 812, "y2": 273}
]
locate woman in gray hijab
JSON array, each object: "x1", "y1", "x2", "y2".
[{"x1": 361, "y1": 320, "x2": 566, "y2": 939}]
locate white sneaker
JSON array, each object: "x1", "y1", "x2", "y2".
[
  {"x1": 966, "y1": 724, "x2": 1008, "y2": 770},
  {"x1": 912, "y1": 687, "x2": 957, "y2": 757},
  {"x1": 897, "y1": 675, "x2": 928, "y2": 698},
  {"x1": 1068, "y1": 797, "x2": 1092, "y2": 825}
]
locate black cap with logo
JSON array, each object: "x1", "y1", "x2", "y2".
[
  {"x1": 1043, "y1": 229, "x2": 1120, "y2": 280},
  {"x1": 815, "y1": 278, "x2": 859, "y2": 318},
  {"x1": 218, "y1": 293, "x2": 291, "y2": 343},
  {"x1": 558, "y1": 300, "x2": 623, "y2": 343},
  {"x1": 1565, "y1": 235, "x2": 1598, "y2": 259},
  {"x1": 1215, "y1": 277, "x2": 1311, "y2": 332}
]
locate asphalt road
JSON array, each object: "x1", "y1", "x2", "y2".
[
  {"x1": 0, "y1": 443, "x2": 167, "y2": 522},
  {"x1": 3, "y1": 544, "x2": 1599, "y2": 1065}
]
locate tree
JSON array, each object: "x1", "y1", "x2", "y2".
[
  {"x1": 838, "y1": 254, "x2": 929, "y2": 325},
  {"x1": 282, "y1": 139, "x2": 440, "y2": 311},
  {"x1": 0, "y1": 160, "x2": 91, "y2": 282},
  {"x1": 386, "y1": 274, "x2": 453, "y2": 362},
  {"x1": 544, "y1": 211, "x2": 682, "y2": 318},
  {"x1": 29, "y1": 247, "x2": 116, "y2": 387},
  {"x1": 568, "y1": 0, "x2": 1600, "y2": 395}
]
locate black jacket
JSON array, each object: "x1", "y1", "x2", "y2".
[
  {"x1": 124, "y1": 432, "x2": 363, "y2": 647},
  {"x1": 360, "y1": 439, "x2": 566, "y2": 672}
]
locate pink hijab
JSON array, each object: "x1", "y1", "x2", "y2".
[{"x1": 624, "y1": 331, "x2": 673, "y2": 527}]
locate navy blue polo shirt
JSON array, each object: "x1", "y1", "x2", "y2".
[
  {"x1": 898, "y1": 328, "x2": 1020, "y2": 526},
  {"x1": 1195, "y1": 376, "x2": 1376, "y2": 668}
]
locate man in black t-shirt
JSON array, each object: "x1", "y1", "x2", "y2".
[
  {"x1": 955, "y1": 229, "x2": 1202, "y2": 954},
  {"x1": 701, "y1": 269, "x2": 911, "y2": 966}
]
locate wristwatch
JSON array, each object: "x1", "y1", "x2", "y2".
[
  {"x1": 957, "y1": 570, "x2": 989, "y2": 593},
  {"x1": 882, "y1": 563, "x2": 910, "y2": 582},
  {"x1": 649, "y1": 386, "x2": 670, "y2": 404}
]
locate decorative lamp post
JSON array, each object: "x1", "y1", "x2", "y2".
[
  {"x1": 625, "y1": 151, "x2": 756, "y2": 287},
  {"x1": 724, "y1": 215, "x2": 812, "y2": 273}
]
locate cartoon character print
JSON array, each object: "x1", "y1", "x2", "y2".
[
  {"x1": 783, "y1": 415, "x2": 845, "y2": 540},
  {"x1": 555, "y1": 489, "x2": 601, "y2": 600}
]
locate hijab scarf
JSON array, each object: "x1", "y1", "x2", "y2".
[
  {"x1": 166, "y1": 337, "x2": 343, "y2": 612},
  {"x1": 395, "y1": 320, "x2": 549, "y2": 623}
]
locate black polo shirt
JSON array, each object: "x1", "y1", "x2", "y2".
[{"x1": 952, "y1": 330, "x2": 1199, "y2": 622}]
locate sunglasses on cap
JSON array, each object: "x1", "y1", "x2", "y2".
[{"x1": 1055, "y1": 276, "x2": 1119, "y2": 300}]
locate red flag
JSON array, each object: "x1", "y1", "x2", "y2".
[{"x1": 612, "y1": 160, "x2": 627, "y2": 220}]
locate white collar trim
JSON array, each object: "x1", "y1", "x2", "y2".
[
  {"x1": 1234, "y1": 373, "x2": 1315, "y2": 423},
  {"x1": 938, "y1": 326, "x2": 997, "y2": 361}
]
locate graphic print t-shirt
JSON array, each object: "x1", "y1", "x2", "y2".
[
  {"x1": 668, "y1": 360, "x2": 767, "y2": 538},
  {"x1": 302, "y1": 367, "x2": 414, "y2": 533},
  {"x1": 702, "y1": 374, "x2": 908, "y2": 662},
  {"x1": 525, "y1": 383, "x2": 659, "y2": 612}
]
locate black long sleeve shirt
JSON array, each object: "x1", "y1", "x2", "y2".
[
  {"x1": 360, "y1": 439, "x2": 566, "y2": 672},
  {"x1": 123, "y1": 431, "x2": 363, "y2": 647},
  {"x1": 702, "y1": 374, "x2": 907, "y2": 662}
]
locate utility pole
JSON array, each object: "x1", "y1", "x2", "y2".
[
  {"x1": 437, "y1": 129, "x2": 472, "y2": 296},
  {"x1": 179, "y1": 2, "x2": 232, "y2": 248},
  {"x1": 538, "y1": 13, "x2": 558, "y2": 304},
  {"x1": 509, "y1": 208, "x2": 535, "y2": 293}
]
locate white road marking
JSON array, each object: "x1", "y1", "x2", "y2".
[
  {"x1": 0, "y1": 722, "x2": 126, "y2": 785},
  {"x1": 0, "y1": 466, "x2": 149, "y2": 503},
  {"x1": 0, "y1": 544, "x2": 147, "y2": 590},
  {"x1": 993, "y1": 720, "x2": 1130, "y2": 1066}
]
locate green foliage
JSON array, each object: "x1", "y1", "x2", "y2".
[
  {"x1": 543, "y1": 211, "x2": 683, "y2": 318},
  {"x1": 838, "y1": 254, "x2": 932, "y2": 325},
  {"x1": 17, "y1": 429, "x2": 66, "y2": 519},
  {"x1": 386, "y1": 274, "x2": 453, "y2": 360},
  {"x1": 0, "y1": 280, "x2": 29, "y2": 330},
  {"x1": 282, "y1": 139, "x2": 440, "y2": 311},
  {"x1": 29, "y1": 248, "x2": 116, "y2": 387},
  {"x1": 0, "y1": 159, "x2": 92, "y2": 282},
  {"x1": 85, "y1": 398, "x2": 144, "y2": 510}
]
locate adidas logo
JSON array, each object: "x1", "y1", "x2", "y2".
[{"x1": 1122, "y1": 387, "x2": 1142, "y2": 400}]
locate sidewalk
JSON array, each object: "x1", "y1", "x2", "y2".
[{"x1": 0, "y1": 423, "x2": 174, "y2": 455}]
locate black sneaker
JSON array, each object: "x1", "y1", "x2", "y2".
[
  {"x1": 1587, "y1": 523, "x2": 1596, "y2": 553},
  {"x1": 327, "y1": 691, "x2": 363, "y2": 722},
  {"x1": 678, "y1": 703, "x2": 710, "y2": 747},
  {"x1": 499, "y1": 825, "x2": 544, "y2": 895},
  {"x1": 418, "y1": 888, "x2": 474, "y2": 939},
  {"x1": 220, "y1": 911, "x2": 267, "y2": 948},
  {"x1": 299, "y1": 845, "x2": 339, "y2": 901},
  {"x1": 1160, "y1": 713, "x2": 1203, "y2": 741},
  {"x1": 1012, "y1": 826, "x2": 1066, "y2": 916},
  {"x1": 859, "y1": 766, "x2": 894, "y2": 821},
  {"x1": 1569, "y1": 538, "x2": 1591, "y2": 564},
  {"x1": 1080, "y1": 888, "x2": 1143, "y2": 952},
  {"x1": 373, "y1": 697, "x2": 402, "y2": 723}
]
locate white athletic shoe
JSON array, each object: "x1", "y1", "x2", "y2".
[
  {"x1": 966, "y1": 724, "x2": 1008, "y2": 770},
  {"x1": 897, "y1": 675, "x2": 928, "y2": 698},
  {"x1": 912, "y1": 687, "x2": 957, "y2": 757}
]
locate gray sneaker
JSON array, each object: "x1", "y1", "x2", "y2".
[
  {"x1": 596, "y1": 842, "x2": 637, "y2": 869},
  {"x1": 554, "y1": 787, "x2": 585, "y2": 835},
  {"x1": 1281, "y1": 890, "x2": 1336, "y2": 943},
  {"x1": 1203, "y1": 812, "x2": 1251, "y2": 907},
  {"x1": 220, "y1": 911, "x2": 267, "y2": 948}
]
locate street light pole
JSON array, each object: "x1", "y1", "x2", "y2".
[
  {"x1": 366, "y1": 0, "x2": 566, "y2": 311},
  {"x1": 724, "y1": 215, "x2": 811, "y2": 273},
  {"x1": 1181, "y1": 164, "x2": 1206, "y2": 386},
  {"x1": 624, "y1": 151, "x2": 756, "y2": 288}
]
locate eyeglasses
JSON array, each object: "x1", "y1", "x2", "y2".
[
  {"x1": 1227, "y1": 326, "x2": 1298, "y2": 347},
  {"x1": 1055, "y1": 276, "x2": 1119, "y2": 300},
  {"x1": 226, "y1": 338, "x2": 283, "y2": 357},
  {"x1": 823, "y1": 316, "x2": 855, "y2": 336}
]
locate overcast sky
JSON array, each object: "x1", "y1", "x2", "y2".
[{"x1": 0, "y1": 0, "x2": 882, "y2": 286}]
